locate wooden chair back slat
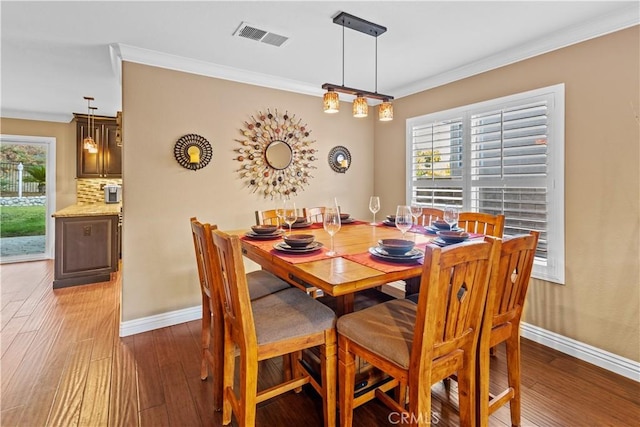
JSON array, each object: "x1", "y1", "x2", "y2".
[{"x1": 458, "y1": 212, "x2": 505, "y2": 237}]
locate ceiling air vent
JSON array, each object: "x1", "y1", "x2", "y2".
[{"x1": 233, "y1": 22, "x2": 289, "y2": 47}]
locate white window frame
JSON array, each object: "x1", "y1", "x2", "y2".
[{"x1": 406, "y1": 84, "x2": 565, "y2": 284}]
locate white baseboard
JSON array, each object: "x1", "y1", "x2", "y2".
[
  {"x1": 119, "y1": 305, "x2": 201, "y2": 337},
  {"x1": 118, "y1": 306, "x2": 640, "y2": 382},
  {"x1": 521, "y1": 322, "x2": 640, "y2": 382}
]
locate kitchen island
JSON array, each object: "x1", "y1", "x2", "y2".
[{"x1": 52, "y1": 202, "x2": 121, "y2": 288}]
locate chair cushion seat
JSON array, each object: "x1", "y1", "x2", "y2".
[
  {"x1": 252, "y1": 288, "x2": 336, "y2": 346},
  {"x1": 337, "y1": 299, "x2": 417, "y2": 369},
  {"x1": 246, "y1": 270, "x2": 290, "y2": 300}
]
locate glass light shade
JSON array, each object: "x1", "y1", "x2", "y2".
[
  {"x1": 83, "y1": 136, "x2": 95, "y2": 150},
  {"x1": 353, "y1": 95, "x2": 368, "y2": 118},
  {"x1": 323, "y1": 90, "x2": 340, "y2": 113},
  {"x1": 378, "y1": 100, "x2": 393, "y2": 121}
]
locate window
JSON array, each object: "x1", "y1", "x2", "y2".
[{"x1": 406, "y1": 84, "x2": 565, "y2": 284}]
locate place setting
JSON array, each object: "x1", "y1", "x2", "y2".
[
  {"x1": 244, "y1": 224, "x2": 285, "y2": 240},
  {"x1": 273, "y1": 233, "x2": 324, "y2": 254},
  {"x1": 368, "y1": 238, "x2": 424, "y2": 263}
]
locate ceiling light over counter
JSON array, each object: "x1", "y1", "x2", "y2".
[{"x1": 322, "y1": 12, "x2": 393, "y2": 121}]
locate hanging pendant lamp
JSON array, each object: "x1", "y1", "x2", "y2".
[
  {"x1": 321, "y1": 12, "x2": 393, "y2": 121},
  {"x1": 83, "y1": 96, "x2": 98, "y2": 153}
]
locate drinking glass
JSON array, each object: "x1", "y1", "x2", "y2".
[
  {"x1": 323, "y1": 206, "x2": 341, "y2": 256},
  {"x1": 283, "y1": 201, "x2": 297, "y2": 235},
  {"x1": 369, "y1": 196, "x2": 380, "y2": 225},
  {"x1": 410, "y1": 205, "x2": 422, "y2": 226},
  {"x1": 444, "y1": 206, "x2": 459, "y2": 230},
  {"x1": 276, "y1": 204, "x2": 286, "y2": 232},
  {"x1": 395, "y1": 205, "x2": 413, "y2": 239}
]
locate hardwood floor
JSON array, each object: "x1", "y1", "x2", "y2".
[{"x1": 1, "y1": 260, "x2": 638, "y2": 426}]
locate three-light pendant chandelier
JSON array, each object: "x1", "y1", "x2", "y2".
[{"x1": 322, "y1": 12, "x2": 393, "y2": 121}]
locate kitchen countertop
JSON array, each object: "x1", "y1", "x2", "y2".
[{"x1": 52, "y1": 202, "x2": 122, "y2": 218}]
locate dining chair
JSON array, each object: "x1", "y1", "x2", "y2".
[
  {"x1": 255, "y1": 209, "x2": 280, "y2": 226},
  {"x1": 418, "y1": 207, "x2": 444, "y2": 226},
  {"x1": 305, "y1": 206, "x2": 325, "y2": 223},
  {"x1": 458, "y1": 212, "x2": 505, "y2": 237},
  {"x1": 189, "y1": 217, "x2": 290, "y2": 410},
  {"x1": 210, "y1": 229, "x2": 337, "y2": 427},
  {"x1": 337, "y1": 237, "x2": 501, "y2": 427},
  {"x1": 477, "y1": 231, "x2": 539, "y2": 427}
]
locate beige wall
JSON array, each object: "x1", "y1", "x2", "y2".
[
  {"x1": 0, "y1": 117, "x2": 76, "y2": 210},
  {"x1": 121, "y1": 62, "x2": 374, "y2": 321},
  {"x1": 375, "y1": 26, "x2": 640, "y2": 361}
]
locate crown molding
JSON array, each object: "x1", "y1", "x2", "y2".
[
  {"x1": 0, "y1": 109, "x2": 72, "y2": 123},
  {"x1": 391, "y1": 3, "x2": 640, "y2": 98},
  {"x1": 113, "y1": 43, "x2": 325, "y2": 98},
  {"x1": 111, "y1": 5, "x2": 638, "y2": 102}
]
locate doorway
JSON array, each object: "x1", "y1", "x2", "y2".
[{"x1": 0, "y1": 135, "x2": 56, "y2": 263}]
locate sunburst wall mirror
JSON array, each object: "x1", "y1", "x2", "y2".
[{"x1": 234, "y1": 109, "x2": 317, "y2": 199}]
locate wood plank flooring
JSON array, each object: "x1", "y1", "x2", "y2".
[{"x1": 1, "y1": 260, "x2": 639, "y2": 426}]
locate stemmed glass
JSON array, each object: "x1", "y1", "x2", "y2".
[
  {"x1": 276, "y1": 204, "x2": 286, "y2": 232},
  {"x1": 369, "y1": 196, "x2": 380, "y2": 225},
  {"x1": 410, "y1": 205, "x2": 422, "y2": 241},
  {"x1": 323, "y1": 206, "x2": 341, "y2": 256},
  {"x1": 410, "y1": 205, "x2": 422, "y2": 227},
  {"x1": 283, "y1": 201, "x2": 297, "y2": 235},
  {"x1": 395, "y1": 205, "x2": 413, "y2": 240},
  {"x1": 444, "y1": 205, "x2": 459, "y2": 230}
]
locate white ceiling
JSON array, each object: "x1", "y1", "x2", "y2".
[{"x1": 1, "y1": 1, "x2": 638, "y2": 123}]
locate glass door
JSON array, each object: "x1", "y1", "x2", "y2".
[{"x1": 0, "y1": 135, "x2": 56, "y2": 263}]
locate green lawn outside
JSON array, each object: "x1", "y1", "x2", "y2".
[{"x1": 0, "y1": 205, "x2": 46, "y2": 237}]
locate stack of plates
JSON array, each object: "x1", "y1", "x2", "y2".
[
  {"x1": 244, "y1": 229, "x2": 284, "y2": 240},
  {"x1": 291, "y1": 221, "x2": 312, "y2": 229},
  {"x1": 425, "y1": 225, "x2": 464, "y2": 234},
  {"x1": 273, "y1": 241, "x2": 323, "y2": 254},
  {"x1": 368, "y1": 246, "x2": 424, "y2": 263}
]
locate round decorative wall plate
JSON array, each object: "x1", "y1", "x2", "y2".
[
  {"x1": 174, "y1": 134, "x2": 212, "y2": 171},
  {"x1": 328, "y1": 145, "x2": 351, "y2": 173},
  {"x1": 235, "y1": 109, "x2": 317, "y2": 199}
]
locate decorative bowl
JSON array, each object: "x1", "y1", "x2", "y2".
[
  {"x1": 294, "y1": 216, "x2": 307, "y2": 224},
  {"x1": 283, "y1": 234, "x2": 315, "y2": 248},
  {"x1": 432, "y1": 220, "x2": 452, "y2": 230},
  {"x1": 339, "y1": 213, "x2": 350, "y2": 220},
  {"x1": 251, "y1": 225, "x2": 278, "y2": 235},
  {"x1": 386, "y1": 215, "x2": 396, "y2": 222},
  {"x1": 436, "y1": 230, "x2": 470, "y2": 243},
  {"x1": 378, "y1": 238, "x2": 415, "y2": 255}
]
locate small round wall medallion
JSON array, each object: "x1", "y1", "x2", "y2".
[
  {"x1": 328, "y1": 145, "x2": 351, "y2": 173},
  {"x1": 174, "y1": 134, "x2": 212, "y2": 171}
]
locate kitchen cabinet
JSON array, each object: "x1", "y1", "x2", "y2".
[
  {"x1": 75, "y1": 114, "x2": 122, "y2": 178},
  {"x1": 52, "y1": 204, "x2": 120, "y2": 288}
]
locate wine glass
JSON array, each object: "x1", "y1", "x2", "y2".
[
  {"x1": 410, "y1": 205, "x2": 422, "y2": 226},
  {"x1": 283, "y1": 201, "x2": 297, "y2": 235},
  {"x1": 369, "y1": 196, "x2": 380, "y2": 225},
  {"x1": 276, "y1": 204, "x2": 286, "y2": 232},
  {"x1": 444, "y1": 206, "x2": 459, "y2": 230},
  {"x1": 409, "y1": 205, "x2": 422, "y2": 241},
  {"x1": 323, "y1": 206, "x2": 341, "y2": 256},
  {"x1": 395, "y1": 205, "x2": 413, "y2": 239}
]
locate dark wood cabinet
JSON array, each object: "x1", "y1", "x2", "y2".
[
  {"x1": 53, "y1": 214, "x2": 119, "y2": 288},
  {"x1": 75, "y1": 114, "x2": 122, "y2": 178}
]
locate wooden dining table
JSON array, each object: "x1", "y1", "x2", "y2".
[{"x1": 229, "y1": 220, "x2": 442, "y2": 315}]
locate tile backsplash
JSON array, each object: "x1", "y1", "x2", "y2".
[{"x1": 77, "y1": 178, "x2": 122, "y2": 204}]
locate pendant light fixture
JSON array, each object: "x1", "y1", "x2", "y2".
[
  {"x1": 322, "y1": 12, "x2": 393, "y2": 121},
  {"x1": 83, "y1": 96, "x2": 99, "y2": 154}
]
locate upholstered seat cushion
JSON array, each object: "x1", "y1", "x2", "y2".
[
  {"x1": 252, "y1": 288, "x2": 336, "y2": 346},
  {"x1": 247, "y1": 270, "x2": 290, "y2": 300},
  {"x1": 337, "y1": 299, "x2": 417, "y2": 369}
]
